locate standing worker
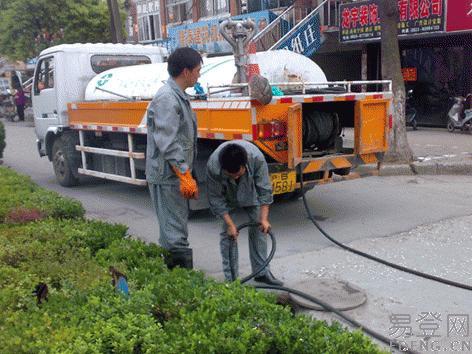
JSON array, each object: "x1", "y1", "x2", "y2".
[
  {"x1": 146, "y1": 47, "x2": 202, "y2": 269},
  {"x1": 206, "y1": 140, "x2": 283, "y2": 285}
]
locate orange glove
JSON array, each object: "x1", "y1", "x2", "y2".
[{"x1": 172, "y1": 167, "x2": 198, "y2": 199}]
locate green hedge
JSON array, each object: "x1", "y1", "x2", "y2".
[
  {"x1": 0, "y1": 167, "x2": 386, "y2": 353},
  {"x1": 0, "y1": 166, "x2": 84, "y2": 223},
  {"x1": 0, "y1": 219, "x2": 385, "y2": 353},
  {"x1": 0, "y1": 120, "x2": 5, "y2": 158}
]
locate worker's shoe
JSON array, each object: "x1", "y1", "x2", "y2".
[
  {"x1": 165, "y1": 248, "x2": 193, "y2": 270},
  {"x1": 254, "y1": 271, "x2": 283, "y2": 286}
]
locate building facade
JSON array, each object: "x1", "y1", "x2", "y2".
[
  {"x1": 325, "y1": 0, "x2": 472, "y2": 127},
  {"x1": 126, "y1": 0, "x2": 295, "y2": 51},
  {"x1": 127, "y1": 0, "x2": 471, "y2": 126}
]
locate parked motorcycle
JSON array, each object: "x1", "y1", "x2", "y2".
[
  {"x1": 0, "y1": 94, "x2": 17, "y2": 121},
  {"x1": 405, "y1": 89, "x2": 418, "y2": 130},
  {"x1": 447, "y1": 94, "x2": 472, "y2": 133}
]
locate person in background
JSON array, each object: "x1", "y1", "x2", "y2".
[{"x1": 14, "y1": 87, "x2": 26, "y2": 121}]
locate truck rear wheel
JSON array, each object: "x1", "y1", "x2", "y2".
[{"x1": 52, "y1": 135, "x2": 79, "y2": 187}]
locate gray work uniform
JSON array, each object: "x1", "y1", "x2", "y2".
[
  {"x1": 146, "y1": 77, "x2": 197, "y2": 251},
  {"x1": 206, "y1": 140, "x2": 273, "y2": 281}
]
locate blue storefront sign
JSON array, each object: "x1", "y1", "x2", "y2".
[
  {"x1": 166, "y1": 10, "x2": 277, "y2": 54},
  {"x1": 274, "y1": 15, "x2": 322, "y2": 57}
]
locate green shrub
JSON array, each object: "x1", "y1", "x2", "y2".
[
  {"x1": 0, "y1": 169, "x2": 386, "y2": 353},
  {"x1": 0, "y1": 166, "x2": 85, "y2": 223},
  {"x1": 0, "y1": 120, "x2": 5, "y2": 158},
  {"x1": 0, "y1": 219, "x2": 386, "y2": 354}
]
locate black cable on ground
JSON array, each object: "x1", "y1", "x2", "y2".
[
  {"x1": 297, "y1": 164, "x2": 472, "y2": 292},
  {"x1": 228, "y1": 222, "x2": 273, "y2": 284},
  {"x1": 229, "y1": 223, "x2": 417, "y2": 353}
]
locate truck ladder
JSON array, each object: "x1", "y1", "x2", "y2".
[{"x1": 76, "y1": 130, "x2": 147, "y2": 186}]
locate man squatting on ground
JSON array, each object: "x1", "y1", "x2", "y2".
[
  {"x1": 146, "y1": 47, "x2": 202, "y2": 269},
  {"x1": 206, "y1": 140, "x2": 283, "y2": 286}
]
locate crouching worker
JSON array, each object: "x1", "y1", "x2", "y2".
[
  {"x1": 146, "y1": 47, "x2": 202, "y2": 269},
  {"x1": 206, "y1": 140, "x2": 283, "y2": 285}
]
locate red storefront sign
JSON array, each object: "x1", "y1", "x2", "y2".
[
  {"x1": 340, "y1": 0, "x2": 445, "y2": 42},
  {"x1": 446, "y1": 0, "x2": 472, "y2": 32},
  {"x1": 402, "y1": 67, "x2": 417, "y2": 81}
]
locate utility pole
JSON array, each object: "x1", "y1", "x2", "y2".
[{"x1": 107, "y1": 0, "x2": 124, "y2": 43}]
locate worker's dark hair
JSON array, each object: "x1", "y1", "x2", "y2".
[
  {"x1": 167, "y1": 47, "x2": 203, "y2": 78},
  {"x1": 219, "y1": 143, "x2": 248, "y2": 173}
]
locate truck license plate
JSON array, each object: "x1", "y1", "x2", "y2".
[{"x1": 271, "y1": 171, "x2": 296, "y2": 195}]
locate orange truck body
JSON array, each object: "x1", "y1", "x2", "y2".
[{"x1": 68, "y1": 90, "x2": 391, "y2": 197}]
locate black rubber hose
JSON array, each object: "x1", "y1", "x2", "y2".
[
  {"x1": 228, "y1": 222, "x2": 277, "y2": 283},
  {"x1": 297, "y1": 164, "x2": 472, "y2": 291},
  {"x1": 230, "y1": 223, "x2": 418, "y2": 354}
]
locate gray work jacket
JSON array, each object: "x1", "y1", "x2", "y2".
[
  {"x1": 206, "y1": 140, "x2": 273, "y2": 217},
  {"x1": 145, "y1": 78, "x2": 197, "y2": 185}
]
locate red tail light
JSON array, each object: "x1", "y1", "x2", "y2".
[{"x1": 257, "y1": 121, "x2": 287, "y2": 140}]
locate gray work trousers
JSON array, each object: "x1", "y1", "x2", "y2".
[
  {"x1": 220, "y1": 206, "x2": 269, "y2": 281},
  {"x1": 148, "y1": 183, "x2": 189, "y2": 251}
]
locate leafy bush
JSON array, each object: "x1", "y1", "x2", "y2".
[
  {"x1": 0, "y1": 219, "x2": 386, "y2": 354},
  {"x1": 0, "y1": 120, "x2": 5, "y2": 158},
  {"x1": 0, "y1": 166, "x2": 85, "y2": 223},
  {"x1": 0, "y1": 168, "x2": 385, "y2": 353}
]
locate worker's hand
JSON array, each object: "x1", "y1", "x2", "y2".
[
  {"x1": 227, "y1": 223, "x2": 239, "y2": 240},
  {"x1": 172, "y1": 167, "x2": 198, "y2": 199},
  {"x1": 259, "y1": 219, "x2": 271, "y2": 234}
]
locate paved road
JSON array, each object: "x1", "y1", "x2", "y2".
[{"x1": 2, "y1": 120, "x2": 472, "y2": 352}]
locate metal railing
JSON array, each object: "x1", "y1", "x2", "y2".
[
  {"x1": 270, "y1": 0, "x2": 328, "y2": 50},
  {"x1": 22, "y1": 76, "x2": 33, "y2": 91},
  {"x1": 251, "y1": 0, "x2": 341, "y2": 52},
  {"x1": 77, "y1": 130, "x2": 147, "y2": 186},
  {"x1": 321, "y1": 0, "x2": 343, "y2": 29},
  {"x1": 206, "y1": 80, "x2": 392, "y2": 98},
  {"x1": 251, "y1": 5, "x2": 297, "y2": 51}
]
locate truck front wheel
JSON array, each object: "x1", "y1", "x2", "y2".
[{"x1": 52, "y1": 135, "x2": 79, "y2": 187}]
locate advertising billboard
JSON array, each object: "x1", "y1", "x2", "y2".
[
  {"x1": 167, "y1": 10, "x2": 276, "y2": 54},
  {"x1": 275, "y1": 15, "x2": 321, "y2": 57},
  {"x1": 340, "y1": 0, "x2": 445, "y2": 42},
  {"x1": 446, "y1": 0, "x2": 472, "y2": 32}
]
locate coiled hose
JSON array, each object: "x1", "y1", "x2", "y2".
[{"x1": 229, "y1": 222, "x2": 417, "y2": 353}]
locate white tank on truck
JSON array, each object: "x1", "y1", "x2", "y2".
[{"x1": 84, "y1": 50, "x2": 328, "y2": 101}]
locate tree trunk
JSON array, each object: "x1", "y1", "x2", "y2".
[
  {"x1": 107, "y1": 0, "x2": 124, "y2": 43},
  {"x1": 379, "y1": 0, "x2": 413, "y2": 163}
]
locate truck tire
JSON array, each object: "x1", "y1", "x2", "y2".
[
  {"x1": 333, "y1": 167, "x2": 351, "y2": 176},
  {"x1": 52, "y1": 135, "x2": 79, "y2": 187}
]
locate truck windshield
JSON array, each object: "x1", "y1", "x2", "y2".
[{"x1": 91, "y1": 55, "x2": 152, "y2": 73}]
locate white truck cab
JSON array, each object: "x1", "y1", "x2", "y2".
[{"x1": 32, "y1": 43, "x2": 167, "y2": 158}]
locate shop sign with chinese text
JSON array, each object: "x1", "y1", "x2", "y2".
[
  {"x1": 275, "y1": 15, "x2": 322, "y2": 57},
  {"x1": 446, "y1": 0, "x2": 472, "y2": 32},
  {"x1": 166, "y1": 10, "x2": 276, "y2": 54},
  {"x1": 402, "y1": 67, "x2": 417, "y2": 81},
  {"x1": 340, "y1": 0, "x2": 445, "y2": 42}
]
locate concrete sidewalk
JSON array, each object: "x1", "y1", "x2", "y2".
[
  {"x1": 336, "y1": 126, "x2": 472, "y2": 177},
  {"x1": 379, "y1": 127, "x2": 472, "y2": 176}
]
